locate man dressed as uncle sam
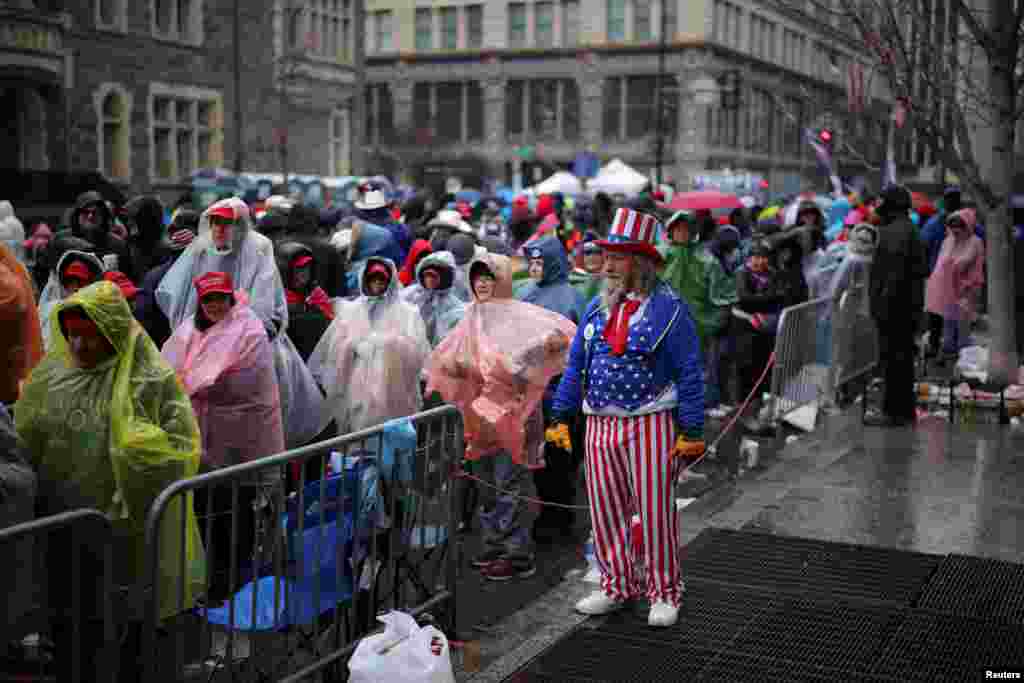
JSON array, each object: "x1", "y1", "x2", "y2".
[{"x1": 546, "y1": 207, "x2": 705, "y2": 627}]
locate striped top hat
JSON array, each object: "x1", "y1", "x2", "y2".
[{"x1": 596, "y1": 207, "x2": 664, "y2": 264}]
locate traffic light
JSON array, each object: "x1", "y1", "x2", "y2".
[{"x1": 818, "y1": 128, "x2": 834, "y2": 149}]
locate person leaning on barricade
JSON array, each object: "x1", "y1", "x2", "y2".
[
  {"x1": 162, "y1": 271, "x2": 285, "y2": 605},
  {"x1": 547, "y1": 207, "x2": 705, "y2": 628},
  {"x1": 15, "y1": 280, "x2": 206, "y2": 682}
]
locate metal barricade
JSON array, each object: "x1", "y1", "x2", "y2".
[
  {"x1": 141, "y1": 405, "x2": 463, "y2": 682},
  {"x1": 0, "y1": 509, "x2": 120, "y2": 683},
  {"x1": 768, "y1": 295, "x2": 835, "y2": 426},
  {"x1": 831, "y1": 283, "x2": 879, "y2": 391}
]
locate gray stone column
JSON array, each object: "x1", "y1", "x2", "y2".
[
  {"x1": 576, "y1": 52, "x2": 603, "y2": 151},
  {"x1": 391, "y1": 63, "x2": 415, "y2": 133},
  {"x1": 674, "y1": 51, "x2": 713, "y2": 190}
]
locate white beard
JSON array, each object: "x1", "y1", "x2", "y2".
[{"x1": 599, "y1": 276, "x2": 626, "y2": 310}]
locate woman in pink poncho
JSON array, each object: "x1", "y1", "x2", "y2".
[
  {"x1": 162, "y1": 270, "x2": 285, "y2": 602},
  {"x1": 424, "y1": 253, "x2": 576, "y2": 581},
  {"x1": 924, "y1": 208, "x2": 985, "y2": 356}
]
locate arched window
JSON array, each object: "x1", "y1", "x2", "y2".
[
  {"x1": 330, "y1": 109, "x2": 350, "y2": 176},
  {"x1": 95, "y1": 84, "x2": 132, "y2": 181}
]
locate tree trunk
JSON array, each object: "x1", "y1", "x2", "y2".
[{"x1": 982, "y1": 0, "x2": 1019, "y2": 387}]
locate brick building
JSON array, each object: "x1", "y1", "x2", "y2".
[
  {"x1": 362, "y1": 0, "x2": 902, "y2": 193},
  {"x1": 0, "y1": 0, "x2": 359, "y2": 207}
]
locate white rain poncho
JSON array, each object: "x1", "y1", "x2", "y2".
[
  {"x1": 399, "y1": 251, "x2": 467, "y2": 348},
  {"x1": 308, "y1": 257, "x2": 430, "y2": 435},
  {"x1": 0, "y1": 201, "x2": 25, "y2": 264},
  {"x1": 156, "y1": 197, "x2": 287, "y2": 334},
  {"x1": 156, "y1": 198, "x2": 323, "y2": 447},
  {"x1": 38, "y1": 250, "x2": 105, "y2": 352}
]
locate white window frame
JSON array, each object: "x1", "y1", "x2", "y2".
[
  {"x1": 94, "y1": 83, "x2": 133, "y2": 182},
  {"x1": 465, "y1": 4, "x2": 484, "y2": 49},
  {"x1": 148, "y1": 82, "x2": 223, "y2": 184},
  {"x1": 95, "y1": 0, "x2": 127, "y2": 32},
  {"x1": 329, "y1": 108, "x2": 351, "y2": 176},
  {"x1": 305, "y1": 0, "x2": 350, "y2": 60},
  {"x1": 151, "y1": 0, "x2": 205, "y2": 46},
  {"x1": 372, "y1": 10, "x2": 394, "y2": 53},
  {"x1": 415, "y1": 8, "x2": 434, "y2": 51}
]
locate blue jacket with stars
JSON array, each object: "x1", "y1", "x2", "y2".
[{"x1": 551, "y1": 282, "x2": 705, "y2": 439}]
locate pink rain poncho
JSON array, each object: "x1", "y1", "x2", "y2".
[
  {"x1": 424, "y1": 253, "x2": 577, "y2": 466},
  {"x1": 162, "y1": 292, "x2": 286, "y2": 468},
  {"x1": 308, "y1": 257, "x2": 431, "y2": 435},
  {"x1": 925, "y1": 208, "x2": 985, "y2": 322}
]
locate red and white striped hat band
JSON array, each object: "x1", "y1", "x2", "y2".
[{"x1": 606, "y1": 208, "x2": 661, "y2": 246}]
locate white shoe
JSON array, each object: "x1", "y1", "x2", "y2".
[
  {"x1": 575, "y1": 591, "x2": 626, "y2": 616},
  {"x1": 648, "y1": 601, "x2": 679, "y2": 627}
]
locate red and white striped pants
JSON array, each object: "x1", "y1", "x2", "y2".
[{"x1": 585, "y1": 411, "x2": 683, "y2": 605}]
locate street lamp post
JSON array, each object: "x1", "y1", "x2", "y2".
[{"x1": 654, "y1": 0, "x2": 668, "y2": 186}]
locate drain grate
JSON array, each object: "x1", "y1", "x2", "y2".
[
  {"x1": 519, "y1": 629, "x2": 715, "y2": 682},
  {"x1": 723, "y1": 595, "x2": 904, "y2": 674},
  {"x1": 594, "y1": 580, "x2": 775, "y2": 651},
  {"x1": 695, "y1": 652, "x2": 901, "y2": 682},
  {"x1": 682, "y1": 528, "x2": 939, "y2": 606},
  {"x1": 871, "y1": 611, "x2": 1024, "y2": 682},
  {"x1": 917, "y1": 554, "x2": 1024, "y2": 623}
]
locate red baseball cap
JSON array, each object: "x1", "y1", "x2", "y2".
[
  {"x1": 103, "y1": 271, "x2": 139, "y2": 300},
  {"x1": 291, "y1": 254, "x2": 314, "y2": 268},
  {"x1": 62, "y1": 260, "x2": 95, "y2": 284},
  {"x1": 193, "y1": 271, "x2": 234, "y2": 298},
  {"x1": 207, "y1": 205, "x2": 237, "y2": 221},
  {"x1": 365, "y1": 262, "x2": 391, "y2": 280}
]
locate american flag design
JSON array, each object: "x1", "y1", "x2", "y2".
[
  {"x1": 606, "y1": 208, "x2": 661, "y2": 247},
  {"x1": 585, "y1": 411, "x2": 684, "y2": 606}
]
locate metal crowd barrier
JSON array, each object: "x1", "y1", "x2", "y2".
[
  {"x1": 767, "y1": 283, "x2": 880, "y2": 428},
  {"x1": 141, "y1": 405, "x2": 463, "y2": 682},
  {"x1": 0, "y1": 509, "x2": 120, "y2": 683}
]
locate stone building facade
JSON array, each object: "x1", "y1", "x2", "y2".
[
  {"x1": 363, "y1": 0, "x2": 900, "y2": 192},
  {"x1": 1, "y1": 0, "x2": 358, "y2": 207}
]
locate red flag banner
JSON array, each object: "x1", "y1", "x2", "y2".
[
  {"x1": 847, "y1": 62, "x2": 865, "y2": 113},
  {"x1": 893, "y1": 99, "x2": 907, "y2": 129}
]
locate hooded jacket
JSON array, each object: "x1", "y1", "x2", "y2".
[
  {"x1": 869, "y1": 206, "x2": 929, "y2": 324},
  {"x1": 515, "y1": 236, "x2": 586, "y2": 324},
  {"x1": 356, "y1": 206, "x2": 412, "y2": 264},
  {"x1": 0, "y1": 244, "x2": 44, "y2": 404},
  {"x1": 49, "y1": 191, "x2": 135, "y2": 281},
  {"x1": 124, "y1": 195, "x2": 169, "y2": 277},
  {"x1": 38, "y1": 249, "x2": 106, "y2": 351},
  {"x1": 277, "y1": 241, "x2": 333, "y2": 361},
  {"x1": 400, "y1": 250, "x2": 467, "y2": 348},
  {"x1": 16, "y1": 280, "x2": 206, "y2": 619},
  {"x1": 662, "y1": 234, "x2": 719, "y2": 347}
]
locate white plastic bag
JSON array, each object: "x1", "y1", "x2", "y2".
[{"x1": 348, "y1": 611, "x2": 456, "y2": 683}]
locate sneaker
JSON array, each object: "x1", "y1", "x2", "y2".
[
  {"x1": 575, "y1": 591, "x2": 626, "y2": 615},
  {"x1": 471, "y1": 548, "x2": 505, "y2": 569},
  {"x1": 648, "y1": 600, "x2": 679, "y2": 627},
  {"x1": 481, "y1": 558, "x2": 537, "y2": 581}
]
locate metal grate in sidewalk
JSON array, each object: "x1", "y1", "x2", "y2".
[
  {"x1": 871, "y1": 611, "x2": 1024, "y2": 682},
  {"x1": 916, "y1": 553, "x2": 1024, "y2": 623}
]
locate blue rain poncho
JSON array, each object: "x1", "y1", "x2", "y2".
[{"x1": 515, "y1": 236, "x2": 585, "y2": 324}]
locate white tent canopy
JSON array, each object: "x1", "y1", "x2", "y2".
[
  {"x1": 528, "y1": 170, "x2": 584, "y2": 196},
  {"x1": 587, "y1": 159, "x2": 649, "y2": 195}
]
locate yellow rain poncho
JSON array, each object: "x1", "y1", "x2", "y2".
[{"x1": 16, "y1": 280, "x2": 206, "y2": 619}]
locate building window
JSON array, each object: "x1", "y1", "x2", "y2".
[
  {"x1": 372, "y1": 10, "x2": 393, "y2": 53},
  {"x1": 749, "y1": 14, "x2": 776, "y2": 62},
  {"x1": 95, "y1": 84, "x2": 131, "y2": 181},
  {"x1": 603, "y1": 76, "x2": 677, "y2": 141},
  {"x1": 507, "y1": 79, "x2": 580, "y2": 141},
  {"x1": 440, "y1": 7, "x2": 458, "y2": 49},
  {"x1": 412, "y1": 81, "x2": 485, "y2": 144},
  {"x1": 663, "y1": 0, "x2": 676, "y2": 41},
  {"x1": 745, "y1": 88, "x2": 774, "y2": 154},
  {"x1": 364, "y1": 84, "x2": 394, "y2": 146},
  {"x1": 152, "y1": 0, "x2": 202, "y2": 44},
  {"x1": 634, "y1": 0, "x2": 652, "y2": 41},
  {"x1": 330, "y1": 109, "x2": 350, "y2": 175},
  {"x1": 466, "y1": 5, "x2": 484, "y2": 48},
  {"x1": 508, "y1": 3, "x2": 527, "y2": 47},
  {"x1": 149, "y1": 83, "x2": 222, "y2": 182},
  {"x1": 781, "y1": 95, "x2": 805, "y2": 156},
  {"x1": 712, "y1": 0, "x2": 742, "y2": 48},
  {"x1": 561, "y1": 0, "x2": 579, "y2": 46},
  {"x1": 607, "y1": 0, "x2": 626, "y2": 42},
  {"x1": 415, "y1": 8, "x2": 433, "y2": 50},
  {"x1": 304, "y1": 0, "x2": 351, "y2": 60},
  {"x1": 96, "y1": 0, "x2": 126, "y2": 30},
  {"x1": 707, "y1": 104, "x2": 739, "y2": 149},
  {"x1": 535, "y1": 1, "x2": 554, "y2": 47}
]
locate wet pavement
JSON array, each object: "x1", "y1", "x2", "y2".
[{"x1": 458, "y1": 404, "x2": 1024, "y2": 681}]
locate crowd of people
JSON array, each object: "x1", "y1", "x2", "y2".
[{"x1": 0, "y1": 176, "x2": 1017, "y2": 675}]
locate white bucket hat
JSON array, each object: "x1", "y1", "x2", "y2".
[
  {"x1": 428, "y1": 209, "x2": 474, "y2": 234},
  {"x1": 354, "y1": 186, "x2": 389, "y2": 211}
]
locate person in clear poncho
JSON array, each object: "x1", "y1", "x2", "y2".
[
  {"x1": 399, "y1": 250, "x2": 467, "y2": 348},
  {"x1": 15, "y1": 280, "x2": 206, "y2": 680},
  {"x1": 162, "y1": 271, "x2": 285, "y2": 603},
  {"x1": 423, "y1": 253, "x2": 576, "y2": 581},
  {"x1": 157, "y1": 198, "x2": 324, "y2": 449},
  {"x1": 309, "y1": 256, "x2": 431, "y2": 436},
  {"x1": 38, "y1": 248, "x2": 105, "y2": 351}
]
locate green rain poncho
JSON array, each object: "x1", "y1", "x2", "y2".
[
  {"x1": 16, "y1": 280, "x2": 206, "y2": 619},
  {"x1": 661, "y1": 239, "x2": 718, "y2": 349}
]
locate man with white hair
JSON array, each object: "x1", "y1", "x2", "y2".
[{"x1": 547, "y1": 207, "x2": 705, "y2": 628}]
